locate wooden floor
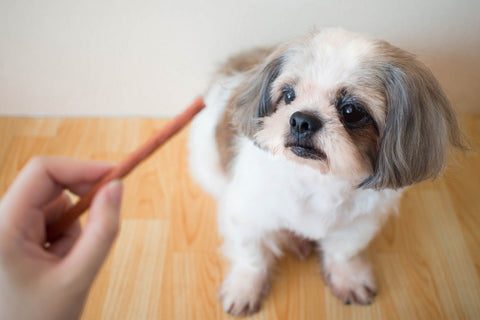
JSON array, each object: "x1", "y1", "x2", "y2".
[{"x1": 0, "y1": 116, "x2": 479, "y2": 320}]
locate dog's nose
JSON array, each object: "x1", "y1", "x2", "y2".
[{"x1": 290, "y1": 111, "x2": 323, "y2": 138}]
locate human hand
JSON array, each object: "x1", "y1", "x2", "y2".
[{"x1": 0, "y1": 157, "x2": 123, "y2": 320}]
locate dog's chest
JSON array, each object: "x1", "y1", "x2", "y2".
[
  {"x1": 276, "y1": 168, "x2": 360, "y2": 233},
  {"x1": 233, "y1": 139, "x2": 377, "y2": 236}
]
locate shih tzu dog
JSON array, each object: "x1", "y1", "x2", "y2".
[{"x1": 188, "y1": 28, "x2": 464, "y2": 317}]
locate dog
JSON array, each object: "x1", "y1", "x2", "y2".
[{"x1": 188, "y1": 28, "x2": 465, "y2": 317}]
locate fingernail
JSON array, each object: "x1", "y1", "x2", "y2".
[{"x1": 107, "y1": 180, "x2": 123, "y2": 206}]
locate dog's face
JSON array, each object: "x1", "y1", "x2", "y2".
[
  {"x1": 254, "y1": 42, "x2": 385, "y2": 181},
  {"x1": 231, "y1": 29, "x2": 464, "y2": 189}
]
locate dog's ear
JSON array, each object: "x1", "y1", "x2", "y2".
[
  {"x1": 361, "y1": 43, "x2": 466, "y2": 190},
  {"x1": 230, "y1": 52, "x2": 286, "y2": 137}
]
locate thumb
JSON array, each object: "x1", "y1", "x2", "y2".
[{"x1": 61, "y1": 180, "x2": 123, "y2": 287}]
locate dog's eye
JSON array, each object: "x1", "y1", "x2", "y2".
[
  {"x1": 282, "y1": 85, "x2": 296, "y2": 105},
  {"x1": 340, "y1": 104, "x2": 369, "y2": 127}
]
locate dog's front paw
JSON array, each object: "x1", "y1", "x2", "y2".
[
  {"x1": 322, "y1": 255, "x2": 377, "y2": 305},
  {"x1": 219, "y1": 268, "x2": 271, "y2": 317}
]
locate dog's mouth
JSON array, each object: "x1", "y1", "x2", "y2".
[{"x1": 285, "y1": 142, "x2": 327, "y2": 161}]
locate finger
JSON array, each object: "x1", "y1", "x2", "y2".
[
  {"x1": 47, "y1": 220, "x2": 82, "y2": 258},
  {"x1": 43, "y1": 192, "x2": 74, "y2": 226},
  {"x1": 0, "y1": 157, "x2": 114, "y2": 225},
  {"x1": 69, "y1": 182, "x2": 101, "y2": 197},
  {"x1": 68, "y1": 181, "x2": 111, "y2": 197},
  {"x1": 60, "y1": 180, "x2": 123, "y2": 287}
]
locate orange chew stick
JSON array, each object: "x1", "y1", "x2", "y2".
[{"x1": 46, "y1": 96, "x2": 205, "y2": 241}]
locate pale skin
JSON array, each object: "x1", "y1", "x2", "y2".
[{"x1": 0, "y1": 157, "x2": 123, "y2": 320}]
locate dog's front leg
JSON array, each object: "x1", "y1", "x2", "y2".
[
  {"x1": 319, "y1": 215, "x2": 381, "y2": 305},
  {"x1": 217, "y1": 211, "x2": 276, "y2": 317}
]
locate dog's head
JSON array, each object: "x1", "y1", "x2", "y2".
[{"x1": 230, "y1": 28, "x2": 465, "y2": 189}]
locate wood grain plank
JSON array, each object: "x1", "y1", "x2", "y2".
[{"x1": 100, "y1": 219, "x2": 169, "y2": 320}]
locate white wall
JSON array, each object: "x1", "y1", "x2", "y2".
[{"x1": 0, "y1": 0, "x2": 479, "y2": 117}]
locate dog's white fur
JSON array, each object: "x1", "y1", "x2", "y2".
[{"x1": 188, "y1": 28, "x2": 462, "y2": 316}]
